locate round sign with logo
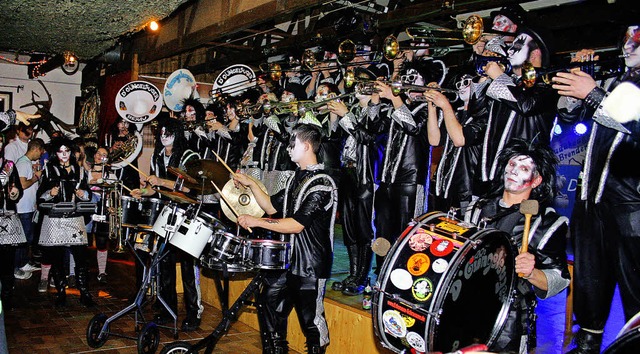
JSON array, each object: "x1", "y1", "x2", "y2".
[
  {"x1": 211, "y1": 64, "x2": 256, "y2": 97},
  {"x1": 115, "y1": 81, "x2": 163, "y2": 124}
]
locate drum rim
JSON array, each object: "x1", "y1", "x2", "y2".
[{"x1": 373, "y1": 212, "x2": 517, "y2": 353}]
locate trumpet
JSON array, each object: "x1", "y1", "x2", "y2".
[
  {"x1": 520, "y1": 55, "x2": 627, "y2": 88},
  {"x1": 473, "y1": 53, "x2": 513, "y2": 76}
]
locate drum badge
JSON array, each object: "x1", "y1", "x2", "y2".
[
  {"x1": 411, "y1": 278, "x2": 434, "y2": 302},
  {"x1": 430, "y1": 238, "x2": 454, "y2": 257},
  {"x1": 382, "y1": 310, "x2": 407, "y2": 338},
  {"x1": 390, "y1": 269, "x2": 414, "y2": 290},
  {"x1": 431, "y1": 258, "x2": 449, "y2": 274},
  {"x1": 405, "y1": 331, "x2": 426, "y2": 353},
  {"x1": 401, "y1": 314, "x2": 416, "y2": 328},
  {"x1": 407, "y1": 253, "x2": 430, "y2": 276},
  {"x1": 408, "y1": 232, "x2": 433, "y2": 252}
]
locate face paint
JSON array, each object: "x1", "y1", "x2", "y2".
[
  {"x1": 281, "y1": 92, "x2": 295, "y2": 103},
  {"x1": 456, "y1": 76, "x2": 473, "y2": 103},
  {"x1": 288, "y1": 137, "x2": 306, "y2": 163},
  {"x1": 160, "y1": 127, "x2": 175, "y2": 147},
  {"x1": 503, "y1": 155, "x2": 537, "y2": 193},
  {"x1": 507, "y1": 33, "x2": 533, "y2": 67},
  {"x1": 184, "y1": 105, "x2": 196, "y2": 121},
  {"x1": 623, "y1": 26, "x2": 640, "y2": 68},
  {"x1": 492, "y1": 15, "x2": 516, "y2": 33},
  {"x1": 57, "y1": 145, "x2": 71, "y2": 163}
]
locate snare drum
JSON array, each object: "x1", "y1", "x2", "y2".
[
  {"x1": 122, "y1": 197, "x2": 165, "y2": 229},
  {"x1": 169, "y1": 215, "x2": 218, "y2": 258},
  {"x1": 243, "y1": 239, "x2": 291, "y2": 270},
  {"x1": 151, "y1": 205, "x2": 187, "y2": 238},
  {"x1": 373, "y1": 212, "x2": 516, "y2": 354},
  {"x1": 206, "y1": 231, "x2": 246, "y2": 264}
]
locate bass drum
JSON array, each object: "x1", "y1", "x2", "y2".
[
  {"x1": 603, "y1": 313, "x2": 640, "y2": 354},
  {"x1": 373, "y1": 212, "x2": 516, "y2": 354}
]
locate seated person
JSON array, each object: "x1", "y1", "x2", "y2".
[{"x1": 464, "y1": 138, "x2": 570, "y2": 352}]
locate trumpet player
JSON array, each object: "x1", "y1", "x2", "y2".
[
  {"x1": 327, "y1": 68, "x2": 380, "y2": 296},
  {"x1": 469, "y1": 27, "x2": 557, "y2": 192},
  {"x1": 553, "y1": 26, "x2": 640, "y2": 354},
  {"x1": 370, "y1": 62, "x2": 430, "y2": 275},
  {"x1": 425, "y1": 74, "x2": 484, "y2": 212}
]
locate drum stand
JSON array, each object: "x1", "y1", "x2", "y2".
[
  {"x1": 161, "y1": 270, "x2": 265, "y2": 354},
  {"x1": 86, "y1": 209, "x2": 183, "y2": 354}
]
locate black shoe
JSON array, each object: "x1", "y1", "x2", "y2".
[
  {"x1": 331, "y1": 275, "x2": 355, "y2": 292},
  {"x1": 567, "y1": 329, "x2": 603, "y2": 354},
  {"x1": 181, "y1": 317, "x2": 201, "y2": 332},
  {"x1": 154, "y1": 313, "x2": 173, "y2": 325}
]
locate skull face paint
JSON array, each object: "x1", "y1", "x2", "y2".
[
  {"x1": 184, "y1": 105, "x2": 197, "y2": 121},
  {"x1": 57, "y1": 145, "x2": 71, "y2": 164},
  {"x1": 507, "y1": 33, "x2": 533, "y2": 67},
  {"x1": 492, "y1": 15, "x2": 516, "y2": 33},
  {"x1": 504, "y1": 155, "x2": 537, "y2": 193},
  {"x1": 160, "y1": 127, "x2": 175, "y2": 147},
  {"x1": 288, "y1": 136, "x2": 306, "y2": 163},
  {"x1": 623, "y1": 26, "x2": 640, "y2": 69}
]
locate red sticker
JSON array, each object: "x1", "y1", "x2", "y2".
[{"x1": 430, "y1": 239, "x2": 454, "y2": 257}]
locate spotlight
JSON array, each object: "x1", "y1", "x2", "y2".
[
  {"x1": 149, "y1": 21, "x2": 159, "y2": 31},
  {"x1": 574, "y1": 123, "x2": 588, "y2": 135}
]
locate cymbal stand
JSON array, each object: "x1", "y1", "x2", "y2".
[
  {"x1": 91, "y1": 207, "x2": 181, "y2": 344},
  {"x1": 183, "y1": 270, "x2": 265, "y2": 354}
]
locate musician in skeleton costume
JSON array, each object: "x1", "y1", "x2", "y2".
[
  {"x1": 206, "y1": 96, "x2": 244, "y2": 171},
  {"x1": 370, "y1": 61, "x2": 430, "y2": 273},
  {"x1": 464, "y1": 138, "x2": 570, "y2": 353},
  {"x1": 468, "y1": 28, "x2": 557, "y2": 189},
  {"x1": 181, "y1": 97, "x2": 210, "y2": 157},
  {"x1": 327, "y1": 68, "x2": 380, "y2": 295},
  {"x1": 0, "y1": 135, "x2": 25, "y2": 311},
  {"x1": 37, "y1": 138, "x2": 95, "y2": 308},
  {"x1": 426, "y1": 74, "x2": 486, "y2": 212},
  {"x1": 234, "y1": 124, "x2": 337, "y2": 354},
  {"x1": 131, "y1": 117, "x2": 202, "y2": 332},
  {"x1": 553, "y1": 26, "x2": 640, "y2": 353}
]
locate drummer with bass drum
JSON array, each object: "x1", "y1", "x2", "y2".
[{"x1": 464, "y1": 138, "x2": 570, "y2": 352}]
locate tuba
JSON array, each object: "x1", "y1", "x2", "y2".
[{"x1": 109, "y1": 131, "x2": 143, "y2": 170}]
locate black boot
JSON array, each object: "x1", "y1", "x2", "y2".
[
  {"x1": 53, "y1": 268, "x2": 67, "y2": 308},
  {"x1": 76, "y1": 267, "x2": 96, "y2": 307},
  {"x1": 307, "y1": 345, "x2": 326, "y2": 354},
  {"x1": 331, "y1": 244, "x2": 358, "y2": 291},
  {"x1": 1, "y1": 275, "x2": 14, "y2": 311},
  {"x1": 264, "y1": 332, "x2": 289, "y2": 354},
  {"x1": 567, "y1": 328, "x2": 603, "y2": 354},
  {"x1": 343, "y1": 244, "x2": 373, "y2": 296}
]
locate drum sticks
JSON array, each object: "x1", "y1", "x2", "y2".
[
  {"x1": 210, "y1": 180, "x2": 252, "y2": 233},
  {"x1": 518, "y1": 199, "x2": 539, "y2": 277},
  {"x1": 124, "y1": 160, "x2": 149, "y2": 179},
  {"x1": 211, "y1": 151, "x2": 236, "y2": 177}
]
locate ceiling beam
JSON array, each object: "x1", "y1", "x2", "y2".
[{"x1": 133, "y1": 0, "x2": 324, "y2": 63}]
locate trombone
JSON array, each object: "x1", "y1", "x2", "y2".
[{"x1": 405, "y1": 14, "x2": 514, "y2": 46}]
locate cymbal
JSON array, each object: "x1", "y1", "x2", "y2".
[
  {"x1": 167, "y1": 166, "x2": 198, "y2": 184},
  {"x1": 220, "y1": 177, "x2": 267, "y2": 222},
  {"x1": 89, "y1": 182, "x2": 117, "y2": 189},
  {"x1": 184, "y1": 159, "x2": 231, "y2": 190},
  {"x1": 155, "y1": 189, "x2": 197, "y2": 204}
]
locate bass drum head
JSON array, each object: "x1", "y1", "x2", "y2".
[
  {"x1": 604, "y1": 314, "x2": 640, "y2": 354},
  {"x1": 373, "y1": 212, "x2": 516, "y2": 354}
]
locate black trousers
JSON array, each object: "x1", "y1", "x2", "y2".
[
  {"x1": 258, "y1": 271, "x2": 329, "y2": 348},
  {"x1": 339, "y1": 167, "x2": 374, "y2": 247},
  {"x1": 571, "y1": 200, "x2": 640, "y2": 330}
]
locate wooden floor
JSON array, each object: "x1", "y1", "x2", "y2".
[{"x1": 4, "y1": 251, "x2": 299, "y2": 354}]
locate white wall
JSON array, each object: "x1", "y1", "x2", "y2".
[{"x1": 0, "y1": 56, "x2": 83, "y2": 125}]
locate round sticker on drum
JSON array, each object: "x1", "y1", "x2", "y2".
[
  {"x1": 411, "y1": 278, "x2": 434, "y2": 302},
  {"x1": 390, "y1": 269, "x2": 413, "y2": 290},
  {"x1": 382, "y1": 310, "x2": 407, "y2": 338},
  {"x1": 406, "y1": 331, "x2": 426, "y2": 352},
  {"x1": 431, "y1": 258, "x2": 449, "y2": 274},
  {"x1": 401, "y1": 314, "x2": 416, "y2": 328},
  {"x1": 408, "y1": 232, "x2": 433, "y2": 252},
  {"x1": 430, "y1": 239, "x2": 454, "y2": 257},
  {"x1": 407, "y1": 253, "x2": 430, "y2": 276}
]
